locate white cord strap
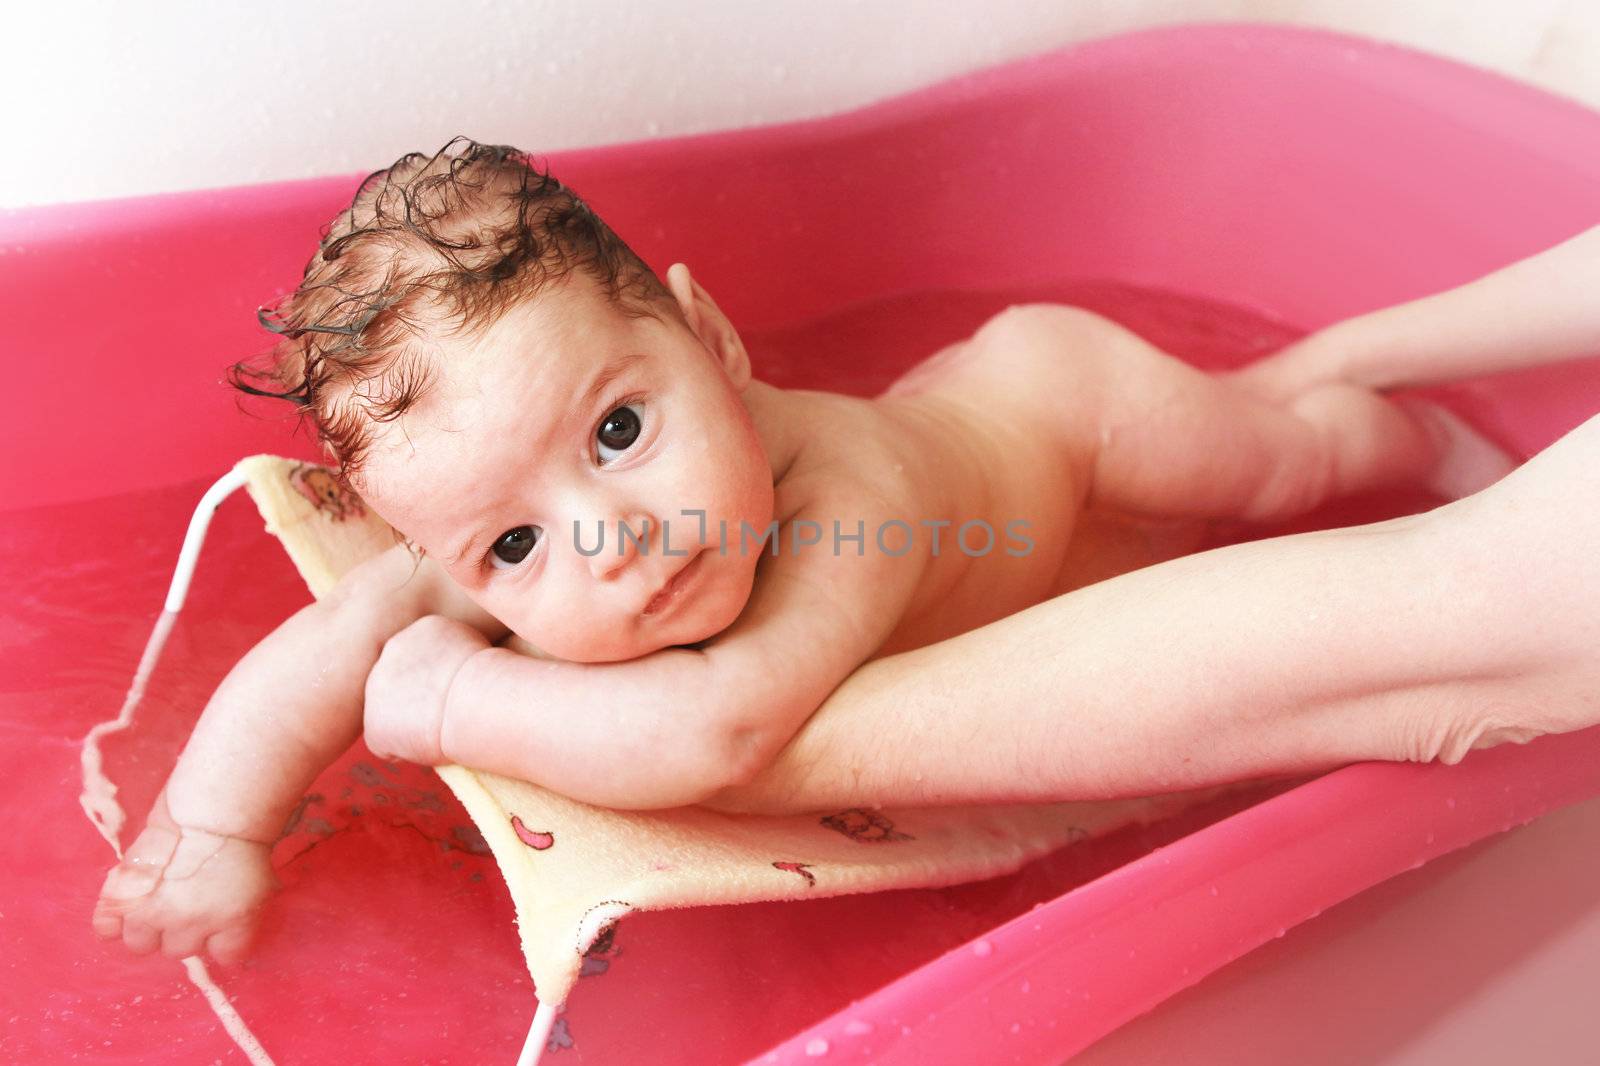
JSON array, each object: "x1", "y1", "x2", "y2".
[{"x1": 79, "y1": 468, "x2": 275, "y2": 1065}]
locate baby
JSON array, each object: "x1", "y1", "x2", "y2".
[{"x1": 93, "y1": 139, "x2": 1511, "y2": 964}]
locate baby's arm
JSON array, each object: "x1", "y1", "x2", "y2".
[
  {"x1": 1233, "y1": 223, "x2": 1600, "y2": 402},
  {"x1": 431, "y1": 493, "x2": 929, "y2": 809},
  {"x1": 93, "y1": 543, "x2": 507, "y2": 962}
]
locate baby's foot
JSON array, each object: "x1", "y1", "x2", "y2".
[{"x1": 1403, "y1": 401, "x2": 1519, "y2": 500}]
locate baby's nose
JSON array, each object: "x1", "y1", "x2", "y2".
[{"x1": 587, "y1": 510, "x2": 656, "y2": 581}]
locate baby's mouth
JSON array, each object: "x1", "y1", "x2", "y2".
[{"x1": 642, "y1": 549, "x2": 707, "y2": 617}]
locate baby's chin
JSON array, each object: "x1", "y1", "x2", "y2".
[
  {"x1": 524, "y1": 568, "x2": 754, "y2": 663},
  {"x1": 531, "y1": 624, "x2": 726, "y2": 664}
]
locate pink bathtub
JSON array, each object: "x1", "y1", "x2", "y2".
[{"x1": 6, "y1": 23, "x2": 1600, "y2": 1064}]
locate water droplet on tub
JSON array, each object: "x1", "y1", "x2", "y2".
[
  {"x1": 972, "y1": 939, "x2": 994, "y2": 957},
  {"x1": 843, "y1": 1019, "x2": 873, "y2": 1036},
  {"x1": 1274, "y1": 927, "x2": 1286, "y2": 938},
  {"x1": 805, "y1": 1037, "x2": 830, "y2": 1056},
  {"x1": 1020, "y1": 980, "x2": 1031, "y2": 994},
  {"x1": 1010, "y1": 1022, "x2": 1022, "y2": 1034},
  {"x1": 1446, "y1": 797, "x2": 1457, "y2": 809},
  {"x1": 1208, "y1": 885, "x2": 1219, "y2": 897},
  {"x1": 1425, "y1": 832, "x2": 1435, "y2": 845}
]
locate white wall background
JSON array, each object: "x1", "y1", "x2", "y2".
[{"x1": 2, "y1": 0, "x2": 1597, "y2": 207}]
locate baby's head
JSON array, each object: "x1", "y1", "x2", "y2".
[{"x1": 234, "y1": 139, "x2": 775, "y2": 662}]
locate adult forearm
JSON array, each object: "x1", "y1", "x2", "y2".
[
  {"x1": 708, "y1": 415, "x2": 1600, "y2": 815},
  {"x1": 708, "y1": 520, "x2": 1441, "y2": 812},
  {"x1": 1275, "y1": 224, "x2": 1600, "y2": 393}
]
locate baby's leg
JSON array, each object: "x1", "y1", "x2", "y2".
[
  {"x1": 984, "y1": 306, "x2": 1510, "y2": 522},
  {"x1": 1228, "y1": 321, "x2": 1523, "y2": 502}
]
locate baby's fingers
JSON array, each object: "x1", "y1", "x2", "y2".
[
  {"x1": 92, "y1": 877, "x2": 177, "y2": 956},
  {"x1": 120, "y1": 918, "x2": 163, "y2": 956},
  {"x1": 158, "y1": 922, "x2": 215, "y2": 961},
  {"x1": 203, "y1": 922, "x2": 257, "y2": 966},
  {"x1": 92, "y1": 859, "x2": 163, "y2": 940},
  {"x1": 90, "y1": 898, "x2": 124, "y2": 942}
]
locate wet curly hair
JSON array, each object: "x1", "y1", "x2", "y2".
[{"x1": 229, "y1": 137, "x2": 677, "y2": 484}]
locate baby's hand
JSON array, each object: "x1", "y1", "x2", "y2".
[
  {"x1": 92, "y1": 790, "x2": 277, "y2": 963},
  {"x1": 364, "y1": 615, "x2": 490, "y2": 766}
]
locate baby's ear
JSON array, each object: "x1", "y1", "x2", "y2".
[{"x1": 665, "y1": 262, "x2": 751, "y2": 390}]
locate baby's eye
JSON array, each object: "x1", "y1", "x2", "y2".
[
  {"x1": 596, "y1": 404, "x2": 644, "y2": 463},
  {"x1": 489, "y1": 526, "x2": 542, "y2": 569}
]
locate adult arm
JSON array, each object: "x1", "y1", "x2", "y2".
[
  {"x1": 704, "y1": 413, "x2": 1600, "y2": 815},
  {"x1": 1233, "y1": 223, "x2": 1600, "y2": 401}
]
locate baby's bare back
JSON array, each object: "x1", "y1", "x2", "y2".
[
  {"x1": 773, "y1": 311, "x2": 1202, "y2": 659},
  {"x1": 784, "y1": 295, "x2": 1468, "y2": 660}
]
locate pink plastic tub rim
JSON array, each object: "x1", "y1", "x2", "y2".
[{"x1": 5, "y1": 22, "x2": 1600, "y2": 1065}]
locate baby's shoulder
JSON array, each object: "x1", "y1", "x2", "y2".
[
  {"x1": 774, "y1": 390, "x2": 947, "y2": 518},
  {"x1": 773, "y1": 388, "x2": 993, "y2": 523}
]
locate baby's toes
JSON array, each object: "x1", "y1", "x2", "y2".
[{"x1": 1406, "y1": 400, "x2": 1519, "y2": 499}]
